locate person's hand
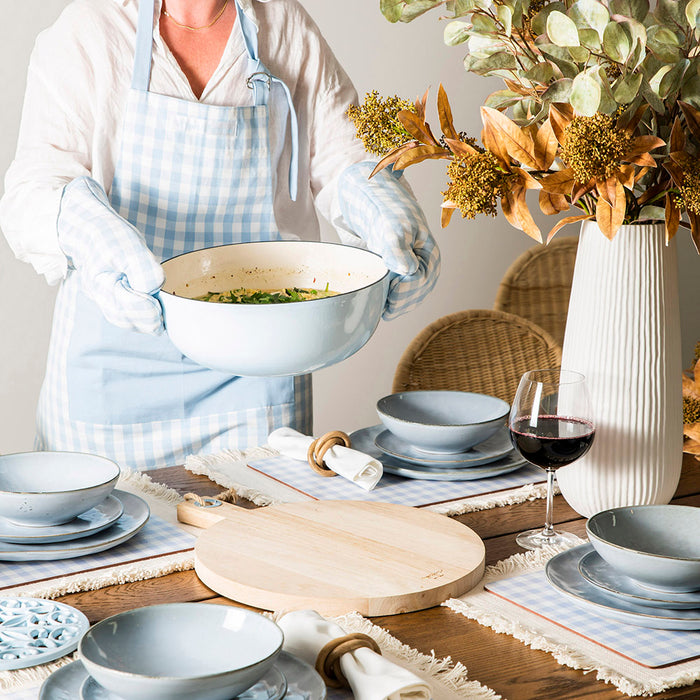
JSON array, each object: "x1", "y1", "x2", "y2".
[
  {"x1": 337, "y1": 161, "x2": 440, "y2": 320},
  {"x1": 57, "y1": 177, "x2": 165, "y2": 333}
]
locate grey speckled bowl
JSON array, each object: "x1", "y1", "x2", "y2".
[
  {"x1": 377, "y1": 390, "x2": 510, "y2": 454},
  {"x1": 0, "y1": 452, "x2": 119, "y2": 527},
  {"x1": 79, "y1": 604, "x2": 284, "y2": 700},
  {"x1": 586, "y1": 505, "x2": 700, "y2": 593}
]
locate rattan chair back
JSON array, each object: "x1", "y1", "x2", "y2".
[
  {"x1": 494, "y1": 236, "x2": 578, "y2": 347},
  {"x1": 392, "y1": 309, "x2": 562, "y2": 404}
]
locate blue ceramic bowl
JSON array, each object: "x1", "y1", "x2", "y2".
[
  {"x1": 586, "y1": 505, "x2": 700, "y2": 593},
  {"x1": 159, "y1": 241, "x2": 389, "y2": 377},
  {"x1": 78, "y1": 604, "x2": 284, "y2": 700},
  {"x1": 0, "y1": 452, "x2": 119, "y2": 527},
  {"x1": 377, "y1": 390, "x2": 510, "y2": 454}
]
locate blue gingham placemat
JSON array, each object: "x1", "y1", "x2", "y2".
[
  {"x1": 485, "y1": 571, "x2": 700, "y2": 667},
  {"x1": 0, "y1": 514, "x2": 195, "y2": 591},
  {"x1": 247, "y1": 454, "x2": 545, "y2": 507}
]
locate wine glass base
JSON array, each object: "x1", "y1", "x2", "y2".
[{"x1": 516, "y1": 527, "x2": 580, "y2": 551}]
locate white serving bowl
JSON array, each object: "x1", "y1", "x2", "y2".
[
  {"x1": 586, "y1": 505, "x2": 700, "y2": 592},
  {"x1": 79, "y1": 604, "x2": 284, "y2": 700},
  {"x1": 0, "y1": 452, "x2": 120, "y2": 527},
  {"x1": 377, "y1": 390, "x2": 510, "y2": 454},
  {"x1": 159, "y1": 241, "x2": 390, "y2": 376}
]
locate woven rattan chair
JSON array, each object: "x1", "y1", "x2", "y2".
[
  {"x1": 392, "y1": 309, "x2": 562, "y2": 404},
  {"x1": 494, "y1": 236, "x2": 578, "y2": 347}
]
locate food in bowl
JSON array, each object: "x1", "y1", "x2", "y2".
[
  {"x1": 586, "y1": 505, "x2": 700, "y2": 592},
  {"x1": 0, "y1": 451, "x2": 120, "y2": 527},
  {"x1": 377, "y1": 390, "x2": 510, "y2": 453},
  {"x1": 79, "y1": 603, "x2": 284, "y2": 700},
  {"x1": 159, "y1": 241, "x2": 390, "y2": 376},
  {"x1": 193, "y1": 286, "x2": 338, "y2": 304}
]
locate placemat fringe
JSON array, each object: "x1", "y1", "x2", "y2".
[
  {"x1": 186, "y1": 447, "x2": 282, "y2": 506},
  {"x1": 443, "y1": 544, "x2": 700, "y2": 697},
  {"x1": 118, "y1": 467, "x2": 188, "y2": 505},
  {"x1": 6, "y1": 551, "x2": 194, "y2": 601},
  {"x1": 428, "y1": 482, "x2": 550, "y2": 515},
  {"x1": 0, "y1": 654, "x2": 76, "y2": 693},
  {"x1": 335, "y1": 612, "x2": 502, "y2": 700}
]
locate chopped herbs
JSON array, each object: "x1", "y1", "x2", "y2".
[{"x1": 195, "y1": 287, "x2": 337, "y2": 304}]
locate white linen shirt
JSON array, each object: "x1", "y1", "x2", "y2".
[{"x1": 0, "y1": 0, "x2": 368, "y2": 284}]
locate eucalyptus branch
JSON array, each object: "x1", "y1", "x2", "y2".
[{"x1": 366, "y1": 0, "x2": 700, "y2": 246}]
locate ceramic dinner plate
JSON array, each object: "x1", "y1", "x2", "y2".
[
  {"x1": 374, "y1": 424, "x2": 512, "y2": 466},
  {"x1": 80, "y1": 665, "x2": 288, "y2": 700},
  {"x1": 546, "y1": 544, "x2": 700, "y2": 630},
  {"x1": 40, "y1": 653, "x2": 325, "y2": 700},
  {"x1": 0, "y1": 494, "x2": 124, "y2": 544},
  {"x1": 382, "y1": 454, "x2": 527, "y2": 481},
  {"x1": 0, "y1": 490, "x2": 149, "y2": 562},
  {"x1": 351, "y1": 426, "x2": 526, "y2": 481},
  {"x1": 578, "y1": 549, "x2": 700, "y2": 610}
]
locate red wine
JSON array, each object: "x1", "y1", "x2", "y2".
[{"x1": 509, "y1": 415, "x2": 595, "y2": 470}]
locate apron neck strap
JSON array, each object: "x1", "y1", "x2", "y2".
[
  {"x1": 235, "y1": 0, "x2": 299, "y2": 201},
  {"x1": 233, "y1": 0, "x2": 260, "y2": 63},
  {"x1": 131, "y1": 0, "x2": 298, "y2": 201},
  {"x1": 131, "y1": 0, "x2": 257, "y2": 91},
  {"x1": 132, "y1": 0, "x2": 156, "y2": 91}
]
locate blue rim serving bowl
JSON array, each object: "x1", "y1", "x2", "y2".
[
  {"x1": 586, "y1": 505, "x2": 700, "y2": 592},
  {"x1": 0, "y1": 452, "x2": 119, "y2": 527},
  {"x1": 377, "y1": 390, "x2": 510, "y2": 454},
  {"x1": 78, "y1": 603, "x2": 284, "y2": 700},
  {"x1": 159, "y1": 241, "x2": 390, "y2": 377}
]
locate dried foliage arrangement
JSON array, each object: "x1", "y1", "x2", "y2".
[
  {"x1": 348, "y1": 0, "x2": 700, "y2": 249},
  {"x1": 683, "y1": 343, "x2": 700, "y2": 460}
]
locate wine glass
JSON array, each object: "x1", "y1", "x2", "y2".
[{"x1": 509, "y1": 368, "x2": 595, "y2": 550}]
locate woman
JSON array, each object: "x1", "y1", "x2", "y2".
[{"x1": 0, "y1": 0, "x2": 439, "y2": 470}]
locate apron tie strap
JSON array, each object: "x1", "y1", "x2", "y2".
[{"x1": 247, "y1": 70, "x2": 299, "y2": 202}]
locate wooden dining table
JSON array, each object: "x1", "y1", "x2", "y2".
[{"x1": 52, "y1": 454, "x2": 700, "y2": 700}]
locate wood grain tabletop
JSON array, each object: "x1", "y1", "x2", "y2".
[{"x1": 55, "y1": 456, "x2": 700, "y2": 700}]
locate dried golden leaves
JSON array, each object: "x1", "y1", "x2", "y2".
[{"x1": 683, "y1": 349, "x2": 700, "y2": 460}]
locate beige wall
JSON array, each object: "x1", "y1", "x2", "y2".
[{"x1": 1, "y1": 1, "x2": 698, "y2": 453}]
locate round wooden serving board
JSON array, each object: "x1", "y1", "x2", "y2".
[{"x1": 177, "y1": 499, "x2": 485, "y2": 617}]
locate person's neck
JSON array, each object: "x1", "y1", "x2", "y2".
[{"x1": 161, "y1": 0, "x2": 228, "y2": 29}]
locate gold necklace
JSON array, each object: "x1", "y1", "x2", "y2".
[{"x1": 162, "y1": 0, "x2": 229, "y2": 31}]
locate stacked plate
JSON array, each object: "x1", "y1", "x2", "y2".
[
  {"x1": 0, "y1": 452, "x2": 149, "y2": 561},
  {"x1": 40, "y1": 654, "x2": 326, "y2": 700},
  {"x1": 546, "y1": 505, "x2": 700, "y2": 630},
  {"x1": 352, "y1": 425, "x2": 527, "y2": 481},
  {"x1": 349, "y1": 390, "x2": 526, "y2": 481},
  {"x1": 40, "y1": 604, "x2": 327, "y2": 700}
]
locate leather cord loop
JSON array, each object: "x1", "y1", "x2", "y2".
[
  {"x1": 315, "y1": 633, "x2": 382, "y2": 688},
  {"x1": 306, "y1": 430, "x2": 351, "y2": 477}
]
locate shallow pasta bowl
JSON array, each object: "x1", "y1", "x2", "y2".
[
  {"x1": 0, "y1": 452, "x2": 120, "y2": 527},
  {"x1": 377, "y1": 390, "x2": 510, "y2": 453},
  {"x1": 586, "y1": 505, "x2": 700, "y2": 592},
  {"x1": 159, "y1": 241, "x2": 390, "y2": 376},
  {"x1": 78, "y1": 603, "x2": 284, "y2": 700}
]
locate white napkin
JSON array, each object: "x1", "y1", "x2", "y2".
[
  {"x1": 267, "y1": 427, "x2": 382, "y2": 491},
  {"x1": 276, "y1": 610, "x2": 431, "y2": 700}
]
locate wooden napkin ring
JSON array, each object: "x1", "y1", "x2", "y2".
[
  {"x1": 306, "y1": 430, "x2": 351, "y2": 477},
  {"x1": 315, "y1": 632, "x2": 382, "y2": 688}
]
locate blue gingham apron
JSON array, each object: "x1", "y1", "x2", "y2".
[{"x1": 36, "y1": 0, "x2": 311, "y2": 470}]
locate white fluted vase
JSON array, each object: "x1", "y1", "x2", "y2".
[{"x1": 556, "y1": 220, "x2": 683, "y2": 517}]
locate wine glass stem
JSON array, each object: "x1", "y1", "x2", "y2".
[{"x1": 542, "y1": 468, "x2": 556, "y2": 538}]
